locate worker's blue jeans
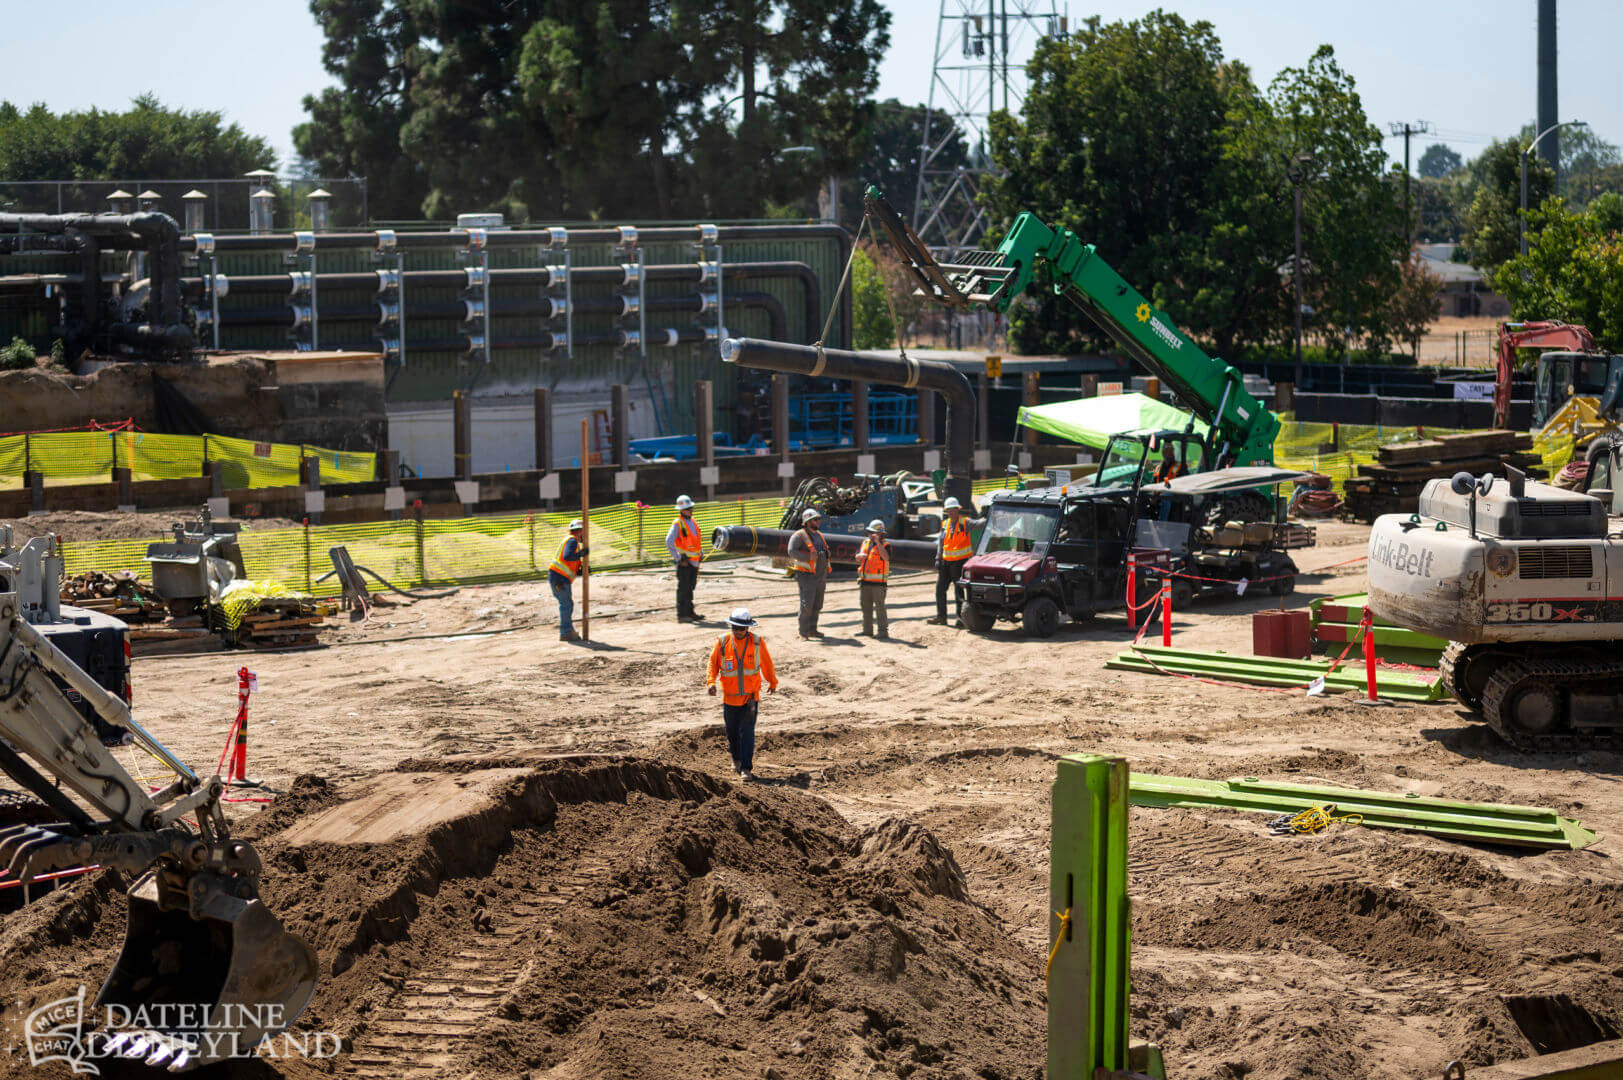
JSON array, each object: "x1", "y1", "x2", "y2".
[
  {"x1": 723, "y1": 700, "x2": 758, "y2": 772},
  {"x1": 551, "y1": 575, "x2": 574, "y2": 637}
]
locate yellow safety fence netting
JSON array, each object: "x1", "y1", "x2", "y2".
[{"x1": 0, "y1": 430, "x2": 377, "y2": 490}]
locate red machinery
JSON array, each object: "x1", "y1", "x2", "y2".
[{"x1": 1494, "y1": 320, "x2": 1596, "y2": 429}]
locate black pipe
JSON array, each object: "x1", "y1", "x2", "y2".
[
  {"x1": 398, "y1": 327, "x2": 709, "y2": 353},
  {"x1": 720, "y1": 338, "x2": 974, "y2": 506},
  {"x1": 709, "y1": 525, "x2": 938, "y2": 570},
  {"x1": 219, "y1": 293, "x2": 786, "y2": 340},
  {"x1": 173, "y1": 222, "x2": 851, "y2": 346}
]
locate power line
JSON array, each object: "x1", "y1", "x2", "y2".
[{"x1": 1388, "y1": 120, "x2": 1430, "y2": 245}]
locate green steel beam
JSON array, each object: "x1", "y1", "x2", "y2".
[
  {"x1": 1104, "y1": 646, "x2": 1444, "y2": 702},
  {"x1": 1128, "y1": 774, "x2": 1596, "y2": 850},
  {"x1": 1050, "y1": 754, "x2": 1135, "y2": 1078},
  {"x1": 1314, "y1": 620, "x2": 1448, "y2": 651}
]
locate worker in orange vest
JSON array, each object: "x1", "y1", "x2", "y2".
[
  {"x1": 666, "y1": 494, "x2": 705, "y2": 623},
  {"x1": 706, "y1": 607, "x2": 778, "y2": 781},
  {"x1": 928, "y1": 496, "x2": 979, "y2": 626},
  {"x1": 548, "y1": 519, "x2": 587, "y2": 642},
  {"x1": 786, "y1": 507, "x2": 830, "y2": 640},
  {"x1": 856, "y1": 519, "x2": 891, "y2": 640}
]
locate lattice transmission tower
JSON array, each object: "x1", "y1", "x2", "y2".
[{"x1": 912, "y1": 0, "x2": 1066, "y2": 253}]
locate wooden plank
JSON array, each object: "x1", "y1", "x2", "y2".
[
  {"x1": 241, "y1": 617, "x2": 325, "y2": 632},
  {"x1": 129, "y1": 627, "x2": 214, "y2": 641}
]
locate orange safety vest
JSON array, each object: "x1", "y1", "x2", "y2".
[
  {"x1": 790, "y1": 528, "x2": 823, "y2": 574},
  {"x1": 716, "y1": 632, "x2": 764, "y2": 701},
  {"x1": 942, "y1": 516, "x2": 973, "y2": 561},
  {"x1": 673, "y1": 515, "x2": 703, "y2": 561},
  {"x1": 550, "y1": 537, "x2": 583, "y2": 581},
  {"x1": 857, "y1": 537, "x2": 890, "y2": 584}
]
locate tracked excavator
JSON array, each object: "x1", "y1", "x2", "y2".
[
  {"x1": 1366, "y1": 435, "x2": 1623, "y2": 751},
  {"x1": 0, "y1": 587, "x2": 316, "y2": 1070}
]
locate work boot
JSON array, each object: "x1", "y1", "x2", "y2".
[
  {"x1": 926, "y1": 616, "x2": 947, "y2": 625},
  {"x1": 740, "y1": 770, "x2": 754, "y2": 782},
  {"x1": 877, "y1": 632, "x2": 890, "y2": 641},
  {"x1": 857, "y1": 628, "x2": 870, "y2": 637},
  {"x1": 560, "y1": 630, "x2": 581, "y2": 642}
]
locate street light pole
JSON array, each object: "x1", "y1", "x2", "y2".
[
  {"x1": 1520, "y1": 120, "x2": 1587, "y2": 256},
  {"x1": 1286, "y1": 153, "x2": 1314, "y2": 383}
]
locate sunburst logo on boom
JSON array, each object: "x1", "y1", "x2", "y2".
[{"x1": 1135, "y1": 303, "x2": 1151, "y2": 322}]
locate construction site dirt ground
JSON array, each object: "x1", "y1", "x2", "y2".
[{"x1": 3, "y1": 519, "x2": 1622, "y2": 1080}]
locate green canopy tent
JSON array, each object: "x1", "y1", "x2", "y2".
[{"x1": 1016, "y1": 392, "x2": 1207, "y2": 451}]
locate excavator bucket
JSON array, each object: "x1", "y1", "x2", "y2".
[{"x1": 96, "y1": 870, "x2": 317, "y2": 1071}]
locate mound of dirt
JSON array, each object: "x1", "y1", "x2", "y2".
[{"x1": 0, "y1": 756, "x2": 1042, "y2": 1080}]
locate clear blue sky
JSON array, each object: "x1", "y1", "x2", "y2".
[{"x1": 3, "y1": 0, "x2": 1618, "y2": 175}]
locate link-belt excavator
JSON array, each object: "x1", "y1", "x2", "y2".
[
  {"x1": 863, "y1": 186, "x2": 1280, "y2": 511},
  {"x1": 1367, "y1": 436, "x2": 1623, "y2": 751},
  {"x1": 0, "y1": 580, "x2": 316, "y2": 1070}
]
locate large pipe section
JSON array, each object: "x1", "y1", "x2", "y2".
[
  {"x1": 0, "y1": 211, "x2": 192, "y2": 355},
  {"x1": 709, "y1": 525, "x2": 939, "y2": 571},
  {"x1": 720, "y1": 337, "x2": 975, "y2": 506}
]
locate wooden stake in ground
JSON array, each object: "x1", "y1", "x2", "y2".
[{"x1": 580, "y1": 417, "x2": 590, "y2": 642}]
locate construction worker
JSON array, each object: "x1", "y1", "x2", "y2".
[
  {"x1": 666, "y1": 494, "x2": 705, "y2": 623},
  {"x1": 548, "y1": 519, "x2": 588, "y2": 642},
  {"x1": 1155, "y1": 441, "x2": 1183, "y2": 483},
  {"x1": 706, "y1": 607, "x2": 777, "y2": 781},
  {"x1": 856, "y1": 519, "x2": 890, "y2": 639},
  {"x1": 929, "y1": 496, "x2": 978, "y2": 626},
  {"x1": 787, "y1": 506, "x2": 830, "y2": 639}
]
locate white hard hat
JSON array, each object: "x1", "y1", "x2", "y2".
[
  {"x1": 943, "y1": 497, "x2": 962, "y2": 510},
  {"x1": 867, "y1": 519, "x2": 885, "y2": 533},
  {"x1": 727, "y1": 607, "x2": 756, "y2": 628},
  {"x1": 568, "y1": 518, "x2": 584, "y2": 531},
  {"x1": 802, "y1": 507, "x2": 822, "y2": 522},
  {"x1": 676, "y1": 495, "x2": 694, "y2": 509}
]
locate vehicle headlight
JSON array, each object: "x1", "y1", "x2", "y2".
[{"x1": 1486, "y1": 546, "x2": 1516, "y2": 577}]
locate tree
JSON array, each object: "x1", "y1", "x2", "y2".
[
  {"x1": 986, "y1": 17, "x2": 1405, "y2": 360},
  {"x1": 851, "y1": 245, "x2": 895, "y2": 349},
  {"x1": 1462, "y1": 137, "x2": 1554, "y2": 276},
  {"x1": 1417, "y1": 143, "x2": 1462, "y2": 179},
  {"x1": 836, "y1": 100, "x2": 968, "y2": 231},
  {"x1": 1383, "y1": 256, "x2": 1444, "y2": 359},
  {"x1": 0, "y1": 94, "x2": 274, "y2": 183},
  {"x1": 296, "y1": 0, "x2": 890, "y2": 222},
  {"x1": 1497, "y1": 198, "x2": 1623, "y2": 351}
]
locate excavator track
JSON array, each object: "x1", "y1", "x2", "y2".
[
  {"x1": 1438, "y1": 642, "x2": 1469, "y2": 708},
  {"x1": 1479, "y1": 654, "x2": 1623, "y2": 753}
]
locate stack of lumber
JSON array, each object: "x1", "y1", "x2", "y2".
[
  {"x1": 232, "y1": 597, "x2": 330, "y2": 649},
  {"x1": 1341, "y1": 430, "x2": 1544, "y2": 522},
  {"x1": 62, "y1": 571, "x2": 167, "y2": 623}
]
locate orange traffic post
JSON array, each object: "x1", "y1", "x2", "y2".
[
  {"x1": 1161, "y1": 580, "x2": 1172, "y2": 648},
  {"x1": 1361, "y1": 608, "x2": 1377, "y2": 702},
  {"x1": 231, "y1": 666, "x2": 263, "y2": 787}
]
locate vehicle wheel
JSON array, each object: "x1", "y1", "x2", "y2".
[
  {"x1": 1023, "y1": 596, "x2": 1061, "y2": 638},
  {"x1": 960, "y1": 603, "x2": 996, "y2": 633},
  {"x1": 1171, "y1": 580, "x2": 1194, "y2": 608},
  {"x1": 1503, "y1": 683, "x2": 1563, "y2": 734},
  {"x1": 1270, "y1": 574, "x2": 1296, "y2": 596}
]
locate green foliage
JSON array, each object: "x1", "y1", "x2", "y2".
[
  {"x1": 1418, "y1": 143, "x2": 1462, "y2": 179},
  {"x1": 1497, "y1": 199, "x2": 1623, "y2": 352},
  {"x1": 1384, "y1": 256, "x2": 1444, "y2": 358},
  {"x1": 297, "y1": 0, "x2": 890, "y2": 221},
  {"x1": 987, "y1": 17, "x2": 1405, "y2": 360},
  {"x1": 851, "y1": 247, "x2": 895, "y2": 349},
  {"x1": 1462, "y1": 138, "x2": 1554, "y2": 276},
  {"x1": 0, "y1": 337, "x2": 36, "y2": 370},
  {"x1": 0, "y1": 94, "x2": 274, "y2": 181}
]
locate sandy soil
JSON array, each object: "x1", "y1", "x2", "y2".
[
  {"x1": 1, "y1": 510, "x2": 303, "y2": 544},
  {"x1": 2, "y1": 519, "x2": 1621, "y2": 1080}
]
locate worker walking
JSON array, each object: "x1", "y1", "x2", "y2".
[
  {"x1": 929, "y1": 496, "x2": 977, "y2": 626},
  {"x1": 856, "y1": 519, "x2": 891, "y2": 639},
  {"x1": 549, "y1": 519, "x2": 588, "y2": 642},
  {"x1": 787, "y1": 507, "x2": 830, "y2": 640},
  {"x1": 706, "y1": 607, "x2": 778, "y2": 781},
  {"x1": 667, "y1": 494, "x2": 705, "y2": 623}
]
